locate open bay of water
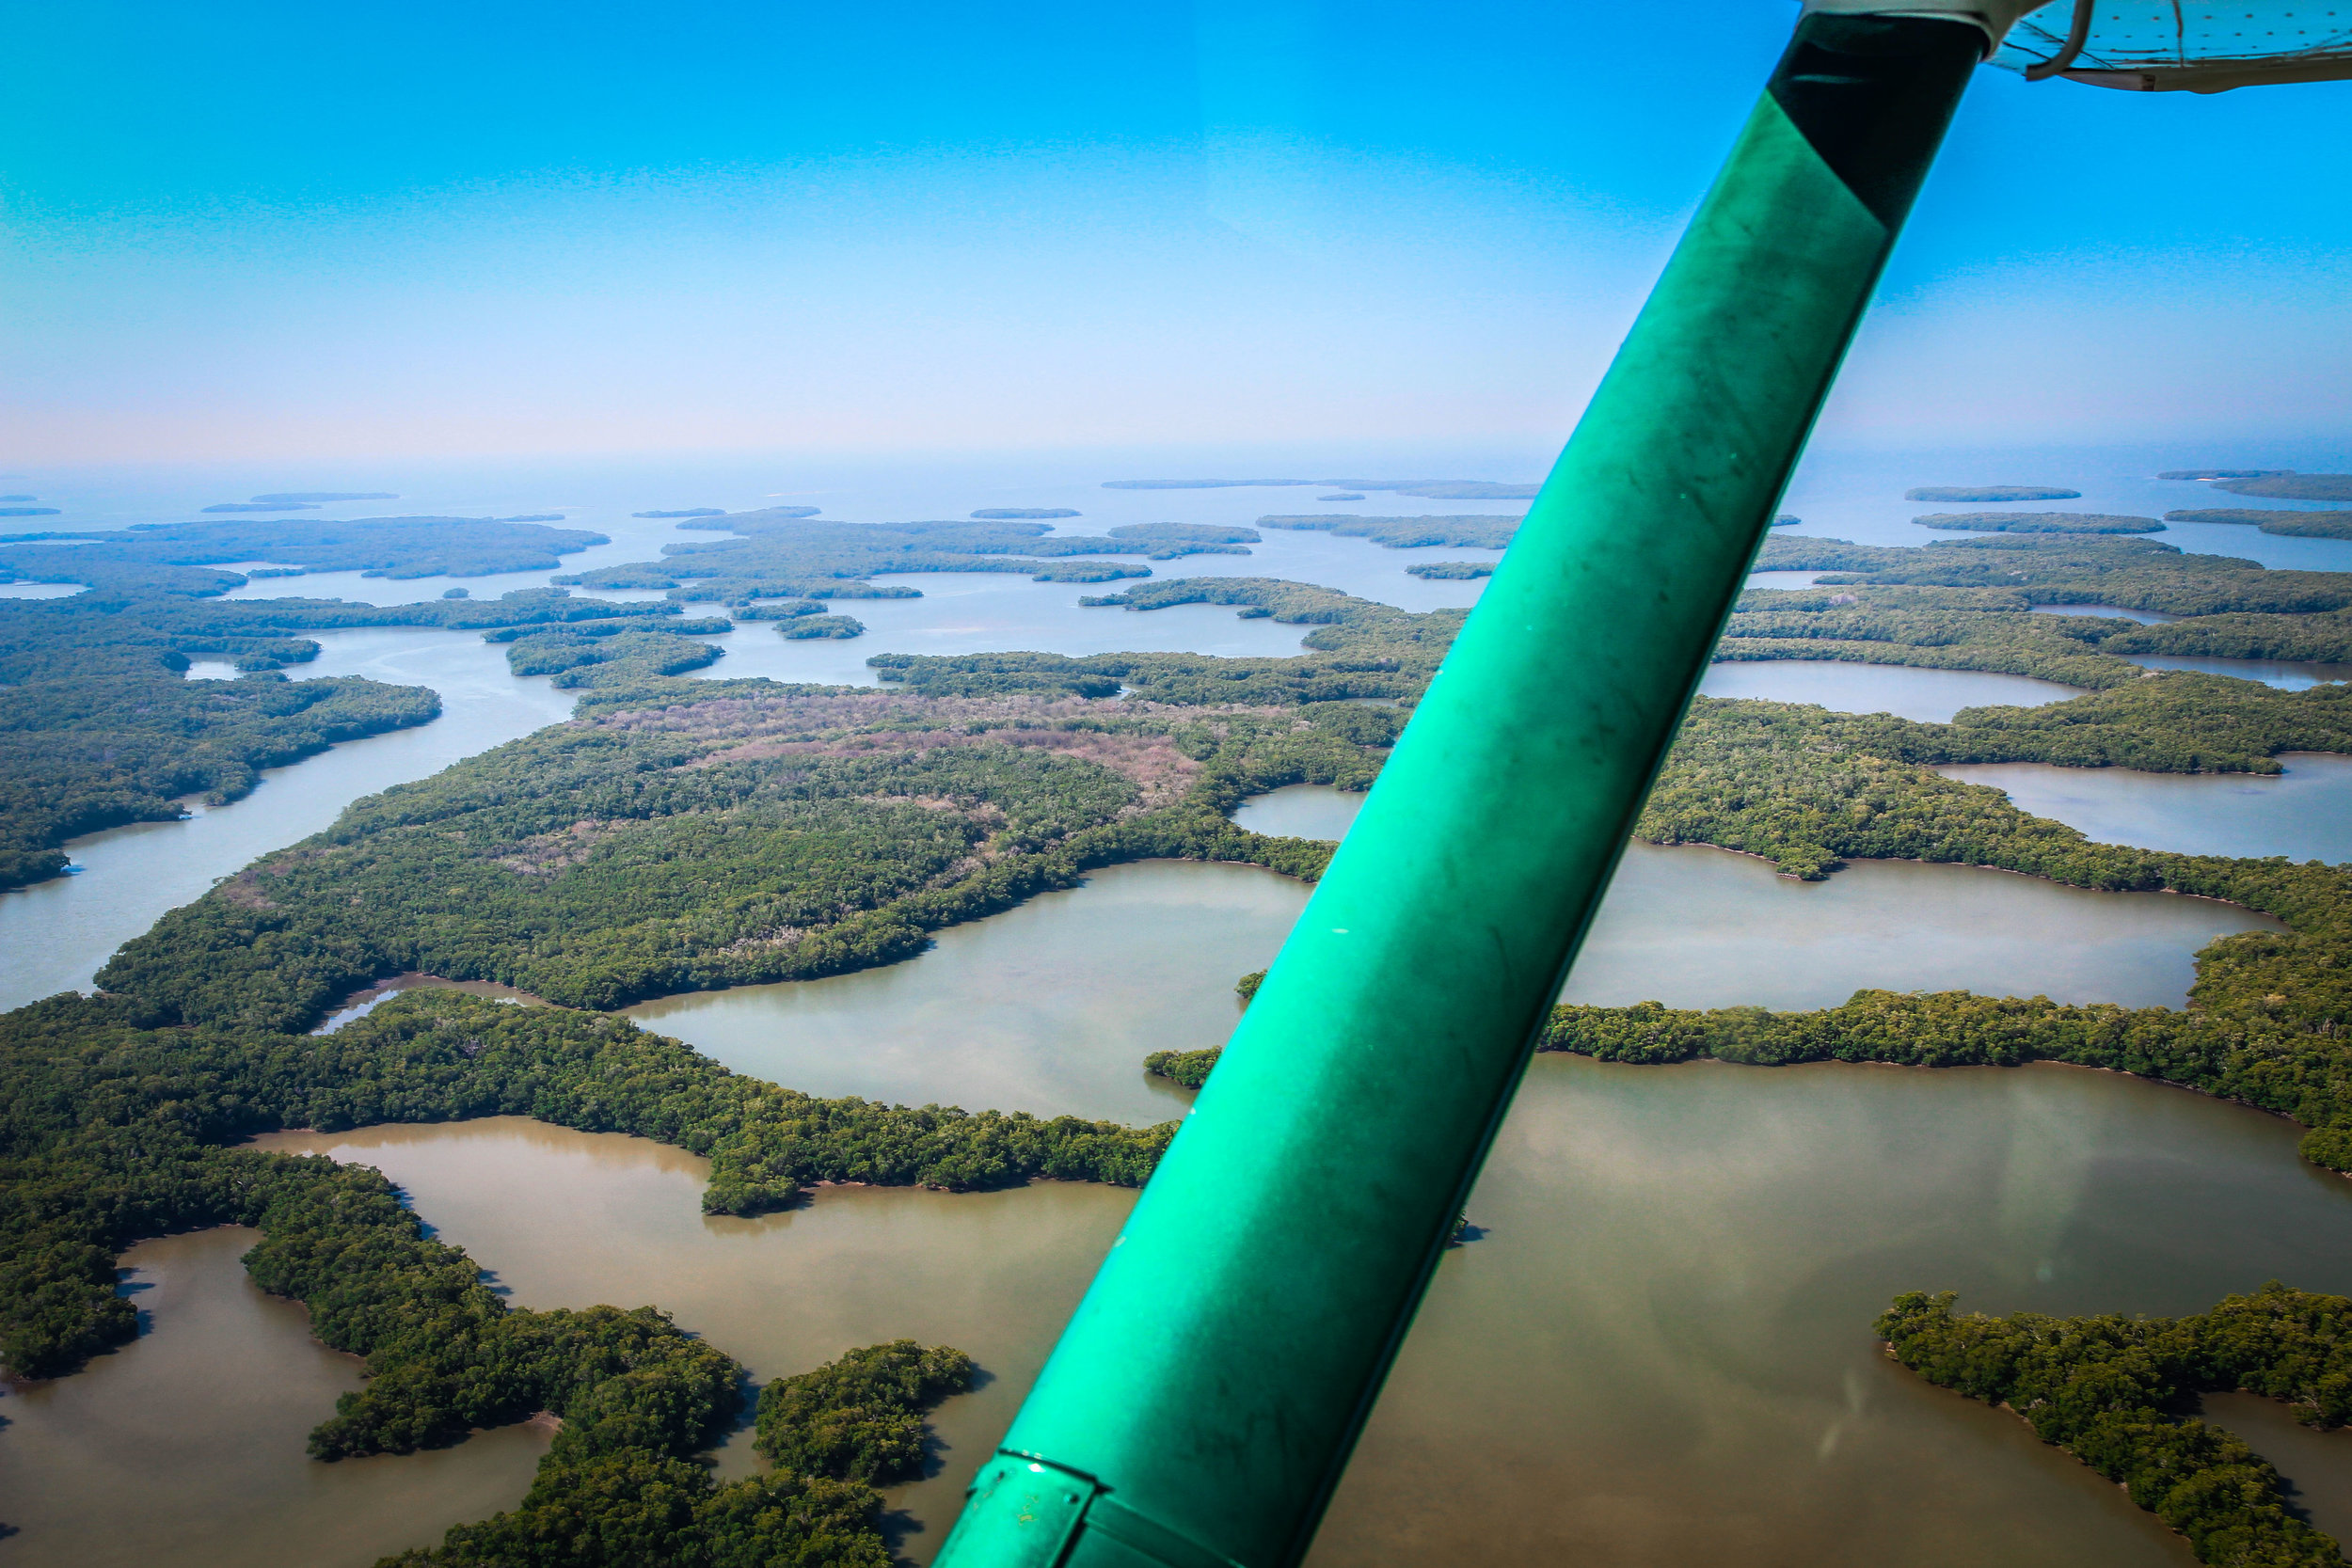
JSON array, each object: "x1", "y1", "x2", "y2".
[
  {"x1": 2033, "y1": 603, "x2": 2176, "y2": 624},
  {"x1": 34, "y1": 1052, "x2": 2352, "y2": 1568},
  {"x1": 1745, "y1": 569, "x2": 1825, "y2": 591},
  {"x1": 1942, "y1": 754, "x2": 2352, "y2": 864}
]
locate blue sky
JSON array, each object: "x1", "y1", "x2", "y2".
[{"x1": 4, "y1": 1, "x2": 2347, "y2": 464}]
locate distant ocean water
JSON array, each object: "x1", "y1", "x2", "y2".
[{"x1": 11, "y1": 437, "x2": 2348, "y2": 576}]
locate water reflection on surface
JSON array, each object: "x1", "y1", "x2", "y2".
[
  {"x1": 1240, "y1": 787, "x2": 2271, "y2": 1012},
  {"x1": 69, "y1": 1052, "x2": 2352, "y2": 1568},
  {"x1": 628, "y1": 862, "x2": 1295, "y2": 1125},
  {"x1": 1942, "y1": 754, "x2": 2352, "y2": 864},
  {"x1": 2032, "y1": 603, "x2": 2177, "y2": 624},
  {"x1": 1699, "y1": 660, "x2": 2082, "y2": 721},
  {"x1": 1572, "y1": 844, "x2": 2274, "y2": 1012},
  {"x1": 2122, "y1": 655, "x2": 2352, "y2": 691},
  {"x1": 1315, "y1": 1054, "x2": 2352, "y2": 1568}
]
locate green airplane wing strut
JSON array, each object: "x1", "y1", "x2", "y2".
[{"x1": 935, "y1": 11, "x2": 1988, "y2": 1567}]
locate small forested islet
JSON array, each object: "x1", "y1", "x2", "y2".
[
  {"x1": 1905, "y1": 485, "x2": 2082, "y2": 502},
  {"x1": 2209, "y1": 473, "x2": 2352, "y2": 502},
  {"x1": 1912, "y1": 511, "x2": 2163, "y2": 534},
  {"x1": 2169, "y1": 507, "x2": 2352, "y2": 541}
]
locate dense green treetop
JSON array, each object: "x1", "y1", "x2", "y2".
[
  {"x1": 1878, "y1": 1287, "x2": 2350, "y2": 1566},
  {"x1": 1141, "y1": 1048, "x2": 1220, "y2": 1089},
  {"x1": 1403, "y1": 561, "x2": 1494, "y2": 579},
  {"x1": 755, "y1": 1339, "x2": 976, "y2": 1485},
  {"x1": 93, "y1": 688, "x2": 1381, "y2": 1030}
]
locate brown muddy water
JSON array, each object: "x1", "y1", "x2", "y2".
[
  {"x1": 0, "y1": 1227, "x2": 548, "y2": 1568},
  {"x1": 22, "y1": 1055, "x2": 2352, "y2": 1568}
]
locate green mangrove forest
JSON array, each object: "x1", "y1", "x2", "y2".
[
  {"x1": 0, "y1": 581, "x2": 721, "y2": 890},
  {"x1": 1880, "y1": 1287, "x2": 2352, "y2": 1567},
  {"x1": 0, "y1": 675, "x2": 1401, "y2": 1563},
  {"x1": 92, "y1": 689, "x2": 1381, "y2": 1028},
  {"x1": 0, "y1": 988, "x2": 1013, "y2": 1565},
  {"x1": 11, "y1": 506, "x2": 2352, "y2": 1565}
]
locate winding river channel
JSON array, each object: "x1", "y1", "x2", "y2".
[{"x1": 8, "y1": 464, "x2": 2352, "y2": 1567}]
